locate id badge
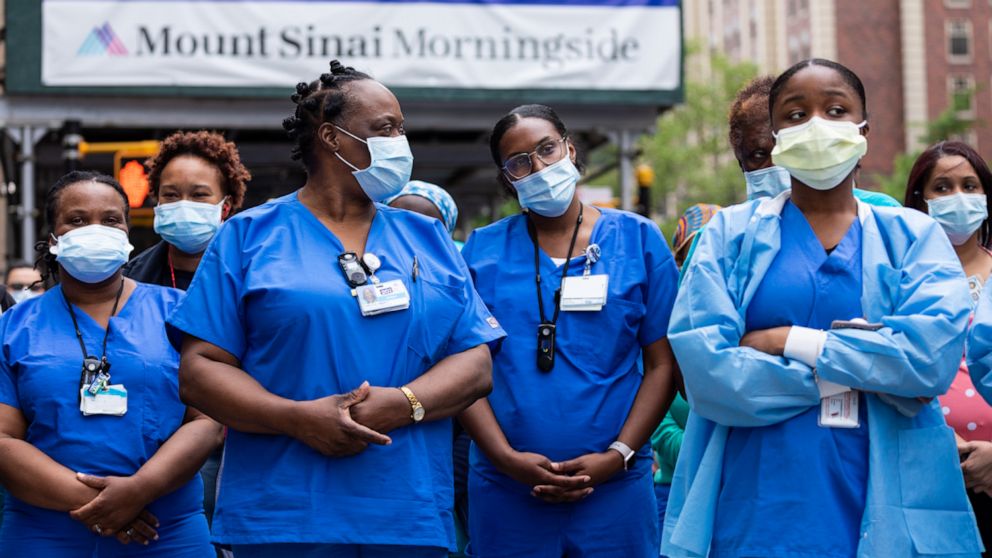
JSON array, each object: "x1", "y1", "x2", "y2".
[
  {"x1": 79, "y1": 384, "x2": 128, "y2": 416},
  {"x1": 818, "y1": 390, "x2": 859, "y2": 428},
  {"x1": 560, "y1": 275, "x2": 609, "y2": 312},
  {"x1": 356, "y1": 279, "x2": 410, "y2": 317}
]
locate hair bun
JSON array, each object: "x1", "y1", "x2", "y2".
[
  {"x1": 282, "y1": 116, "x2": 300, "y2": 133},
  {"x1": 329, "y1": 60, "x2": 346, "y2": 74},
  {"x1": 301, "y1": 97, "x2": 319, "y2": 112}
]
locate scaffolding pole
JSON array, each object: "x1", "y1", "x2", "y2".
[{"x1": 6, "y1": 126, "x2": 49, "y2": 262}]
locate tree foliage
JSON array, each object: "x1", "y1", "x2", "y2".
[
  {"x1": 873, "y1": 95, "x2": 975, "y2": 201},
  {"x1": 638, "y1": 48, "x2": 758, "y2": 227}
]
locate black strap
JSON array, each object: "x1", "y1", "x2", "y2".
[
  {"x1": 527, "y1": 203, "x2": 584, "y2": 326},
  {"x1": 62, "y1": 279, "x2": 125, "y2": 361}
]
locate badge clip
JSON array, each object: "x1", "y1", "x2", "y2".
[
  {"x1": 582, "y1": 244, "x2": 601, "y2": 277},
  {"x1": 362, "y1": 253, "x2": 382, "y2": 285},
  {"x1": 338, "y1": 252, "x2": 368, "y2": 292}
]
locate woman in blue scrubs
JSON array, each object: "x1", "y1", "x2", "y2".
[
  {"x1": 663, "y1": 59, "x2": 980, "y2": 558},
  {"x1": 460, "y1": 104, "x2": 679, "y2": 558},
  {"x1": 0, "y1": 171, "x2": 221, "y2": 557},
  {"x1": 168, "y1": 61, "x2": 505, "y2": 558}
]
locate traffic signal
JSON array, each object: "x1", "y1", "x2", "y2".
[
  {"x1": 635, "y1": 163, "x2": 654, "y2": 216},
  {"x1": 118, "y1": 159, "x2": 151, "y2": 208}
]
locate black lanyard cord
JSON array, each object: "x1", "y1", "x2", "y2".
[
  {"x1": 62, "y1": 279, "x2": 125, "y2": 361},
  {"x1": 527, "y1": 203, "x2": 584, "y2": 326}
]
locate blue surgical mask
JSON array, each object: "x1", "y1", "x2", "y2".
[
  {"x1": 334, "y1": 126, "x2": 413, "y2": 202},
  {"x1": 744, "y1": 165, "x2": 792, "y2": 200},
  {"x1": 511, "y1": 157, "x2": 580, "y2": 217},
  {"x1": 154, "y1": 199, "x2": 226, "y2": 255},
  {"x1": 50, "y1": 225, "x2": 133, "y2": 284},
  {"x1": 927, "y1": 193, "x2": 988, "y2": 246}
]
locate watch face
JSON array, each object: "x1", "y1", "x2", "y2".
[{"x1": 413, "y1": 406, "x2": 426, "y2": 422}]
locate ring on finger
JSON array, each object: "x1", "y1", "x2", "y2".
[
  {"x1": 92, "y1": 524, "x2": 102, "y2": 534},
  {"x1": 125, "y1": 528, "x2": 136, "y2": 538}
]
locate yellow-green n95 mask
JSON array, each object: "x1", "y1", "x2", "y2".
[{"x1": 771, "y1": 116, "x2": 867, "y2": 191}]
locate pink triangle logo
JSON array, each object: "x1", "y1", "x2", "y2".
[{"x1": 77, "y1": 23, "x2": 128, "y2": 56}]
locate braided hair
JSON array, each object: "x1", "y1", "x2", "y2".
[
  {"x1": 282, "y1": 60, "x2": 372, "y2": 170},
  {"x1": 34, "y1": 171, "x2": 130, "y2": 286}
]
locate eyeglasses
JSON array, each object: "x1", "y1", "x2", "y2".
[{"x1": 502, "y1": 137, "x2": 569, "y2": 180}]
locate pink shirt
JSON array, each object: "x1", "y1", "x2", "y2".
[
  {"x1": 941, "y1": 359, "x2": 992, "y2": 442},
  {"x1": 940, "y1": 271, "x2": 992, "y2": 441}
]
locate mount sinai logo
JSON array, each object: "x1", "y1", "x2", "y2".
[{"x1": 77, "y1": 23, "x2": 128, "y2": 56}]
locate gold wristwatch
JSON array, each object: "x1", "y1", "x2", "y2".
[{"x1": 400, "y1": 386, "x2": 425, "y2": 423}]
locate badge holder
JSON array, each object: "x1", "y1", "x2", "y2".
[
  {"x1": 561, "y1": 244, "x2": 608, "y2": 312},
  {"x1": 818, "y1": 390, "x2": 860, "y2": 428},
  {"x1": 561, "y1": 244, "x2": 610, "y2": 312},
  {"x1": 352, "y1": 252, "x2": 410, "y2": 317},
  {"x1": 78, "y1": 356, "x2": 127, "y2": 417}
]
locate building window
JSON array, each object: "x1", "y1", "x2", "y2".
[
  {"x1": 948, "y1": 20, "x2": 972, "y2": 63},
  {"x1": 949, "y1": 75, "x2": 975, "y2": 118},
  {"x1": 945, "y1": 0, "x2": 971, "y2": 7}
]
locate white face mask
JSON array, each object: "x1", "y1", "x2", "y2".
[
  {"x1": 771, "y1": 116, "x2": 868, "y2": 191},
  {"x1": 10, "y1": 288, "x2": 41, "y2": 304},
  {"x1": 49, "y1": 225, "x2": 133, "y2": 284}
]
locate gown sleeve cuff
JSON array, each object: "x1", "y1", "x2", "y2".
[
  {"x1": 784, "y1": 326, "x2": 849, "y2": 398},
  {"x1": 783, "y1": 326, "x2": 827, "y2": 369}
]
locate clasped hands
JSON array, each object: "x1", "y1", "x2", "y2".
[
  {"x1": 290, "y1": 381, "x2": 412, "y2": 458},
  {"x1": 496, "y1": 449, "x2": 626, "y2": 504},
  {"x1": 69, "y1": 473, "x2": 160, "y2": 546}
]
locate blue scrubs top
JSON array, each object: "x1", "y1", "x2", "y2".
[
  {"x1": 167, "y1": 192, "x2": 505, "y2": 548},
  {"x1": 462, "y1": 208, "x2": 678, "y2": 486},
  {"x1": 0, "y1": 284, "x2": 205, "y2": 549},
  {"x1": 711, "y1": 200, "x2": 869, "y2": 558}
]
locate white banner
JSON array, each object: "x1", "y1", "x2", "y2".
[{"x1": 41, "y1": 0, "x2": 681, "y2": 91}]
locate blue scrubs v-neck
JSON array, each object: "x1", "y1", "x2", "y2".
[
  {"x1": 711, "y1": 200, "x2": 869, "y2": 558},
  {"x1": 167, "y1": 192, "x2": 505, "y2": 549},
  {"x1": 0, "y1": 284, "x2": 210, "y2": 557}
]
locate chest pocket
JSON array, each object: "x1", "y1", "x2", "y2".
[
  {"x1": 406, "y1": 276, "x2": 464, "y2": 375},
  {"x1": 137, "y1": 354, "x2": 185, "y2": 449},
  {"x1": 556, "y1": 296, "x2": 644, "y2": 377}
]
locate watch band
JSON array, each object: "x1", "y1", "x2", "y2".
[
  {"x1": 608, "y1": 441, "x2": 635, "y2": 471},
  {"x1": 400, "y1": 386, "x2": 425, "y2": 423}
]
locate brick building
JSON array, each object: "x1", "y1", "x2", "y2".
[{"x1": 685, "y1": 0, "x2": 992, "y2": 185}]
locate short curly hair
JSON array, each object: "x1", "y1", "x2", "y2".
[
  {"x1": 727, "y1": 75, "x2": 776, "y2": 159},
  {"x1": 146, "y1": 130, "x2": 251, "y2": 210}
]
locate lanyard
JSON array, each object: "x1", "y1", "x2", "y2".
[
  {"x1": 168, "y1": 250, "x2": 177, "y2": 289},
  {"x1": 527, "y1": 203, "x2": 584, "y2": 326},
  {"x1": 63, "y1": 279, "x2": 125, "y2": 364}
]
